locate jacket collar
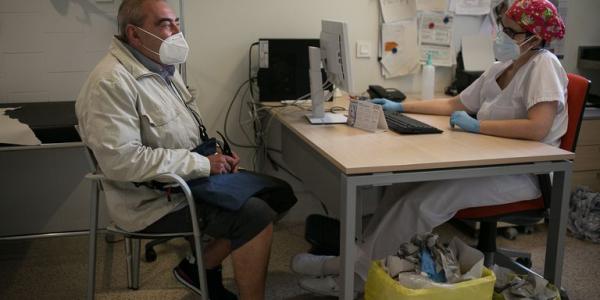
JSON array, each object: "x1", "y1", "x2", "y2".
[{"x1": 110, "y1": 36, "x2": 174, "y2": 79}]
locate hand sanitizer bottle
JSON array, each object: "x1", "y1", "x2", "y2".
[{"x1": 421, "y1": 53, "x2": 435, "y2": 100}]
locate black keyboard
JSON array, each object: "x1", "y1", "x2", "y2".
[{"x1": 384, "y1": 111, "x2": 443, "y2": 134}]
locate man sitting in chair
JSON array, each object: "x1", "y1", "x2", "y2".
[{"x1": 75, "y1": 0, "x2": 296, "y2": 299}]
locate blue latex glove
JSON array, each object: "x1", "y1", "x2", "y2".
[
  {"x1": 450, "y1": 111, "x2": 480, "y2": 133},
  {"x1": 369, "y1": 98, "x2": 403, "y2": 112},
  {"x1": 420, "y1": 249, "x2": 446, "y2": 283}
]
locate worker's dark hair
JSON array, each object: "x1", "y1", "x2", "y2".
[{"x1": 117, "y1": 0, "x2": 165, "y2": 42}]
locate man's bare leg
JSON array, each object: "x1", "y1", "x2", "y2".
[
  {"x1": 201, "y1": 239, "x2": 232, "y2": 269},
  {"x1": 231, "y1": 223, "x2": 273, "y2": 300}
]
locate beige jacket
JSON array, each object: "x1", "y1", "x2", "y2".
[{"x1": 76, "y1": 37, "x2": 210, "y2": 232}]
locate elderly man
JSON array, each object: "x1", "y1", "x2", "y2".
[{"x1": 76, "y1": 0, "x2": 296, "y2": 299}]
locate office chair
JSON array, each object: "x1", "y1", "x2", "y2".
[
  {"x1": 454, "y1": 73, "x2": 590, "y2": 269},
  {"x1": 81, "y1": 144, "x2": 209, "y2": 300}
]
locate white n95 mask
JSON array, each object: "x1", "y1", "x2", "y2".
[
  {"x1": 136, "y1": 27, "x2": 189, "y2": 65},
  {"x1": 493, "y1": 31, "x2": 535, "y2": 62}
]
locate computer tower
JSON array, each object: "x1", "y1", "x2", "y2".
[{"x1": 257, "y1": 38, "x2": 330, "y2": 101}]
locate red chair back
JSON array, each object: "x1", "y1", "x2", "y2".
[{"x1": 560, "y1": 73, "x2": 590, "y2": 152}]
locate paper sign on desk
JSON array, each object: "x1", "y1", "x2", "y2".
[{"x1": 347, "y1": 100, "x2": 388, "y2": 132}]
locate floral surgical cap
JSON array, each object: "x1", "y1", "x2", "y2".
[{"x1": 506, "y1": 0, "x2": 565, "y2": 42}]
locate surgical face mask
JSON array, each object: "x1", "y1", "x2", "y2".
[
  {"x1": 136, "y1": 26, "x2": 189, "y2": 65},
  {"x1": 493, "y1": 31, "x2": 535, "y2": 62}
]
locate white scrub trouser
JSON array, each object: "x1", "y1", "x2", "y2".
[{"x1": 354, "y1": 174, "x2": 540, "y2": 279}]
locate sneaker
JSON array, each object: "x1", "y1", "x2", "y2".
[
  {"x1": 173, "y1": 257, "x2": 238, "y2": 300},
  {"x1": 299, "y1": 275, "x2": 361, "y2": 298},
  {"x1": 291, "y1": 253, "x2": 335, "y2": 276},
  {"x1": 299, "y1": 276, "x2": 340, "y2": 297}
]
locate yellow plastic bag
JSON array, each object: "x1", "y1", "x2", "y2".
[{"x1": 365, "y1": 261, "x2": 496, "y2": 300}]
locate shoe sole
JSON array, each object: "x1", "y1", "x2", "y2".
[
  {"x1": 173, "y1": 268, "x2": 204, "y2": 296},
  {"x1": 298, "y1": 279, "x2": 339, "y2": 297},
  {"x1": 298, "y1": 279, "x2": 360, "y2": 299}
]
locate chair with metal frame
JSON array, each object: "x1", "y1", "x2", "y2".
[
  {"x1": 82, "y1": 144, "x2": 209, "y2": 300},
  {"x1": 454, "y1": 73, "x2": 590, "y2": 271}
]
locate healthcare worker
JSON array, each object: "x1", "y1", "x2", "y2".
[{"x1": 292, "y1": 0, "x2": 567, "y2": 296}]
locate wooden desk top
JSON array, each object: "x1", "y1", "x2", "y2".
[{"x1": 267, "y1": 97, "x2": 575, "y2": 175}]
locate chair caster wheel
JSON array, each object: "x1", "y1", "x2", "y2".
[
  {"x1": 516, "y1": 257, "x2": 532, "y2": 268},
  {"x1": 503, "y1": 227, "x2": 518, "y2": 240},
  {"x1": 522, "y1": 225, "x2": 535, "y2": 235},
  {"x1": 145, "y1": 248, "x2": 157, "y2": 262}
]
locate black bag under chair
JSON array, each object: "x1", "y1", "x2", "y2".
[{"x1": 304, "y1": 214, "x2": 341, "y2": 256}]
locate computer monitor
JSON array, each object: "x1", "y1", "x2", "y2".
[{"x1": 306, "y1": 20, "x2": 354, "y2": 124}]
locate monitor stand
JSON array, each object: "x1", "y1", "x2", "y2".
[{"x1": 305, "y1": 46, "x2": 347, "y2": 125}]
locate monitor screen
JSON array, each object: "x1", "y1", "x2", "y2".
[
  {"x1": 320, "y1": 20, "x2": 354, "y2": 95},
  {"x1": 305, "y1": 20, "x2": 354, "y2": 124}
]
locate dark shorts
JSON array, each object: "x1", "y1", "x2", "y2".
[{"x1": 142, "y1": 191, "x2": 296, "y2": 250}]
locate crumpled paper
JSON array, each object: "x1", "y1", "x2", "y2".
[
  {"x1": 381, "y1": 233, "x2": 484, "y2": 289},
  {"x1": 492, "y1": 265, "x2": 560, "y2": 299}
]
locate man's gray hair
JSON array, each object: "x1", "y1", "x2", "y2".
[{"x1": 117, "y1": 0, "x2": 165, "y2": 42}]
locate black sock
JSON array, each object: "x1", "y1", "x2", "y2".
[{"x1": 206, "y1": 265, "x2": 238, "y2": 300}]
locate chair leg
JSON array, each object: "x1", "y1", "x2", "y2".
[
  {"x1": 87, "y1": 181, "x2": 100, "y2": 300},
  {"x1": 477, "y1": 220, "x2": 498, "y2": 267},
  {"x1": 125, "y1": 237, "x2": 141, "y2": 290}
]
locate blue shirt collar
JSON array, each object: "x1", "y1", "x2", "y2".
[{"x1": 122, "y1": 39, "x2": 175, "y2": 80}]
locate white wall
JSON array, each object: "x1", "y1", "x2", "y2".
[{"x1": 0, "y1": 0, "x2": 118, "y2": 103}]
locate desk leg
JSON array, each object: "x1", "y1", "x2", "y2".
[
  {"x1": 544, "y1": 168, "x2": 571, "y2": 287},
  {"x1": 340, "y1": 176, "x2": 356, "y2": 300}
]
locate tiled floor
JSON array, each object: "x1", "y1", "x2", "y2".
[{"x1": 1, "y1": 221, "x2": 599, "y2": 299}]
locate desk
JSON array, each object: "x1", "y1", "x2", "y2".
[
  {"x1": 269, "y1": 98, "x2": 574, "y2": 299},
  {"x1": 0, "y1": 102, "x2": 107, "y2": 239}
]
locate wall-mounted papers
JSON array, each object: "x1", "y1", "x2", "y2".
[
  {"x1": 419, "y1": 13, "x2": 454, "y2": 66},
  {"x1": 379, "y1": 0, "x2": 417, "y2": 23},
  {"x1": 462, "y1": 34, "x2": 494, "y2": 72},
  {"x1": 451, "y1": 0, "x2": 491, "y2": 15},
  {"x1": 416, "y1": 0, "x2": 448, "y2": 12},
  {"x1": 381, "y1": 20, "x2": 420, "y2": 78}
]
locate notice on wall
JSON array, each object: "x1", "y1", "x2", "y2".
[
  {"x1": 381, "y1": 20, "x2": 421, "y2": 78},
  {"x1": 379, "y1": 0, "x2": 417, "y2": 23},
  {"x1": 452, "y1": 0, "x2": 491, "y2": 15},
  {"x1": 416, "y1": 0, "x2": 448, "y2": 12},
  {"x1": 419, "y1": 13, "x2": 454, "y2": 66}
]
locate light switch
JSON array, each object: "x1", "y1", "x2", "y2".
[{"x1": 356, "y1": 40, "x2": 371, "y2": 58}]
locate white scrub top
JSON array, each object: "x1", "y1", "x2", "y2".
[{"x1": 459, "y1": 49, "x2": 568, "y2": 147}]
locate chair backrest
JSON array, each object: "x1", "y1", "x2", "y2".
[
  {"x1": 560, "y1": 73, "x2": 590, "y2": 152},
  {"x1": 75, "y1": 125, "x2": 101, "y2": 175}
]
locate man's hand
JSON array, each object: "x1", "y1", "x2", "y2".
[
  {"x1": 207, "y1": 153, "x2": 232, "y2": 174},
  {"x1": 207, "y1": 152, "x2": 240, "y2": 175},
  {"x1": 229, "y1": 151, "x2": 241, "y2": 173}
]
